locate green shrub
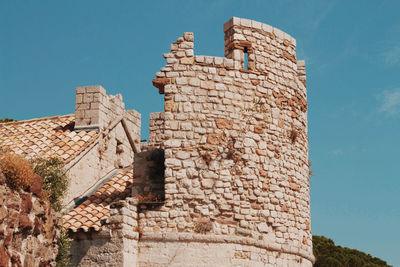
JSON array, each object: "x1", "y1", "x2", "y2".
[
  {"x1": 56, "y1": 228, "x2": 72, "y2": 267},
  {"x1": 32, "y1": 157, "x2": 69, "y2": 212},
  {"x1": 0, "y1": 118, "x2": 15, "y2": 123}
]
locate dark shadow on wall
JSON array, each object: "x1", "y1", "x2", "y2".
[{"x1": 133, "y1": 148, "x2": 165, "y2": 206}]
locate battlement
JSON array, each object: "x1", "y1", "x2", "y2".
[
  {"x1": 140, "y1": 17, "x2": 314, "y2": 266},
  {"x1": 223, "y1": 17, "x2": 297, "y2": 74},
  {"x1": 66, "y1": 17, "x2": 313, "y2": 267},
  {"x1": 75, "y1": 85, "x2": 129, "y2": 131}
]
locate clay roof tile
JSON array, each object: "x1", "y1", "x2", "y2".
[
  {"x1": 0, "y1": 114, "x2": 99, "y2": 164},
  {"x1": 62, "y1": 170, "x2": 133, "y2": 232}
]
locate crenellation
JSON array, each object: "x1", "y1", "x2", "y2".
[
  {"x1": 59, "y1": 17, "x2": 315, "y2": 267},
  {"x1": 65, "y1": 85, "x2": 141, "y2": 209},
  {"x1": 136, "y1": 17, "x2": 314, "y2": 266},
  {"x1": 74, "y1": 85, "x2": 132, "y2": 132}
]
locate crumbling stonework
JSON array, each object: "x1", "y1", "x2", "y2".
[
  {"x1": 64, "y1": 86, "x2": 141, "y2": 209},
  {"x1": 0, "y1": 170, "x2": 59, "y2": 267},
  {"x1": 138, "y1": 17, "x2": 314, "y2": 266},
  {"x1": 146, "y1": 112, "x2": 166, "y2": 150},
  {"x1": 65, "y1": 17, "x2": 314, "y2": 266},
  {"x1": 69, "y1": 198, "x2": 139, "y2": 267},
  {"x1": 132, "y1": 149, "x2": 165, "y2": 202}
]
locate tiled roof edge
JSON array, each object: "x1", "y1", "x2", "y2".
[
  {"x1": 0, "y1": 114, "x2": 74, "y2": 126},
  {"x1": 63, "y1": 168, "x2": 122, "y2": 211}
]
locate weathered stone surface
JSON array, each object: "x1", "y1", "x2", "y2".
[
  {"x1": 215, "y1": 118, "x2": 233, "y2": 130},
  {"x1": 6, "y1": 190, "x2": 21, "y2": 210},
  {"x1": 152, "y1": 78, "x2": 171, "y2": 94},
  {"x1": 0, "y1": 206, "x2": 7, "y2": 223},
  {"x1": 68, "y1": 85, "x2": 140, "y2": 209},
  {"x1": 201, "y1": 179, "x2": 214, "y2": 189},
  {"x1": 69, "y1": 197, "x2": 139, "y2": 267},
  {"x1": 20, "y1": 193, "x2": 32, "y2": 214},
  {"x1": 0, "y1": 171, "x2": 5, "y2": 185},
  {"x1": 71, "y1": 17, "x2": 313, "y2": 267},
  {"x1": 180, "y1": 57, "x2": 194, "y2": 65},
  {"x1": 257, "y1": 222, "x2": 270, "y2": 233},
  {"x1": 253, "y1": 125, "x2": 264, "y2": 134},
  {"x1": 0, "y1": 245, "x2": 9, "y2": 267},
  {"x1": 18, "y1": 214, "x2": 33, "y2": 232},
  {"x1": 0, "y1": 171, "x2": 59, "y2": 267},
  {"x1": 139, "y1": 16, "x2": 313, "y2": 266},
  {"x1": 29, "y1": 174, "x2": 43, "y2": 197},
  {"x1": 33, "y1": 217, "x2": 43, "y2": 236}
]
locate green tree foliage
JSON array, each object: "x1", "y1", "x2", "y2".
[
  {"x1": 56, "y1": 228, "x2": 72, "y2": 267},
  {"x1": 32, "y1": 157, "x2": 69, "y2": 212},
  {"x1": 32, "y1": 157, "x2": 71, "y2": 266},
  {"x1": 0, "y1": 118, "x2": 15, "y2": 123},
  {"x1": 313, "y1": 235, "x2": 392, "y2": 267}
]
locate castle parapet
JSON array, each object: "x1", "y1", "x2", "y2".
[
  {"x1": 74, "y1": 85, "x2": 126, "y2": 131},
  {"x1": 140, "y1": 17, "x2": 314, "y2": 266}
]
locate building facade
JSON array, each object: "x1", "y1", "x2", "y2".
[{"x1": 1, "y1": 17, "x2": 314, "y2": 267}]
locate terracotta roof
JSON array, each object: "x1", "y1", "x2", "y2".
[
  {"x1": 62, "y1": 170, "x2": 133, "y2": 232},
  {"x1": 0, "y1": 115, "x2": 99, "y2": 163}
]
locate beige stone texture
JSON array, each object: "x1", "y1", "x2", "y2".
[
  {"x1": 138, "y1": 238, "x2": 312, "y2": 267},
  {"x1": 0, "y1": 171, "x2": 59, "y2": 267},
  {"x1": 138, "y1": 16, "x2": 314, "y2": 265},
  {"x1": 69, "y1": 198, "x2": 139, "y2": 267},
  {"x1": 64, "y1": 86, "x2": 141, "y2": 208},
  {"x1": 63, "y1": 17, "x2": 313, "y2": 267}
]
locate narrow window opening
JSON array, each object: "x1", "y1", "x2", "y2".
[
  {"x1": 244, "y1": 47, "x2": 249, "y2": 70},
  {"x1": 133, "y1": 148, "x2": 165, "y2": 209}
]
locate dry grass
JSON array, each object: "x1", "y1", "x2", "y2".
[
  {"x1": 194, "y1": 218, "x2": 212, "y2": 234},
  {"x1": 200, "y1": 152, "x2": 212, "y2": 165},
  {"x1": 289, "y1": 129, "x2": 298, "y2": 144},
  {"x1": 137, "y1": 192, "x2": 162, "y2": 203},
  {"x1": 0, "y1": 152, "x2": 36, "y2": 190}
]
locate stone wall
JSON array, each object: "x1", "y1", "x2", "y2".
[
  {"x1": 148, "y1": 112, "x2": 166, "y2": 149},
  {"x1": 133, "y1": 149, "x2": 165, "y2": 202},
  {"x1": 139, "y1": 17, "x2": 314, "y2": 265},
  {"x1": 138, "y1": 235, "x2": 312, "y2": 267},
  {"x1": 66, "y1": 17, "x2": 313, "y2": 266},
  {"x1": 69, "y1": 198, "x2": 139, "y2": 267},
  {"x1": 0, "y1": 170, "x2": 59, "y2": 267},
  {"x1": 64, "y1": 86, "x2": 141, "y2": 208},
  {"x1": 65, "y1": 121, "x2": 138, "y2": 208},
  {"x1": 75, "y1": 86, "x2": 125, "y2": 131},
  {"x1": 73, "y1": 85, "x2": 141, "y2": 139}
]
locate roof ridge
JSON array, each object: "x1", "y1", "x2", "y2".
[{"x1": 0, "y1": 114, "x2": 74, "y2": 126}]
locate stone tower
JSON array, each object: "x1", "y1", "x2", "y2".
[{"x1": 137, "y1": 17, "x2": 314, "y2": 266}]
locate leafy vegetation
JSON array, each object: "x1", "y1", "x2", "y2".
[
  {"x1": 0, "y1": 148, "x2": 71, "y2": 266},
  {"x1": 55, "y1": 228, "x2": 72, "y2": 267},
  {"x1": 0, "y1": 147, "x2": 69, "y2": 211},
  {"x1": 31, "y1": 157, "x2": 70, "y2": 266},
  {"x1": 31, "y1": 157, "x2": 69, "y2": 212},
  {"x1": 313, "y1": 235, "x2": 392, "y2": 267},
  {"x1": 0, "y1": 118, "x2": 15, "y2": 123}
]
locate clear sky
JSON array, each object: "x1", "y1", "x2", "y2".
[{"x1": 1, "y1": 0, "x2": 399, "y2": 265}]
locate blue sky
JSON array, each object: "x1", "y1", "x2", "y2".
[{"x1": 1, "y1": 0, "x2": 399, "y2": 265}]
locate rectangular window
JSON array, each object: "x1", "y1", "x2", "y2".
[{"x1": 244, "y1": 47, "x2": 249, "y2": 70}]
